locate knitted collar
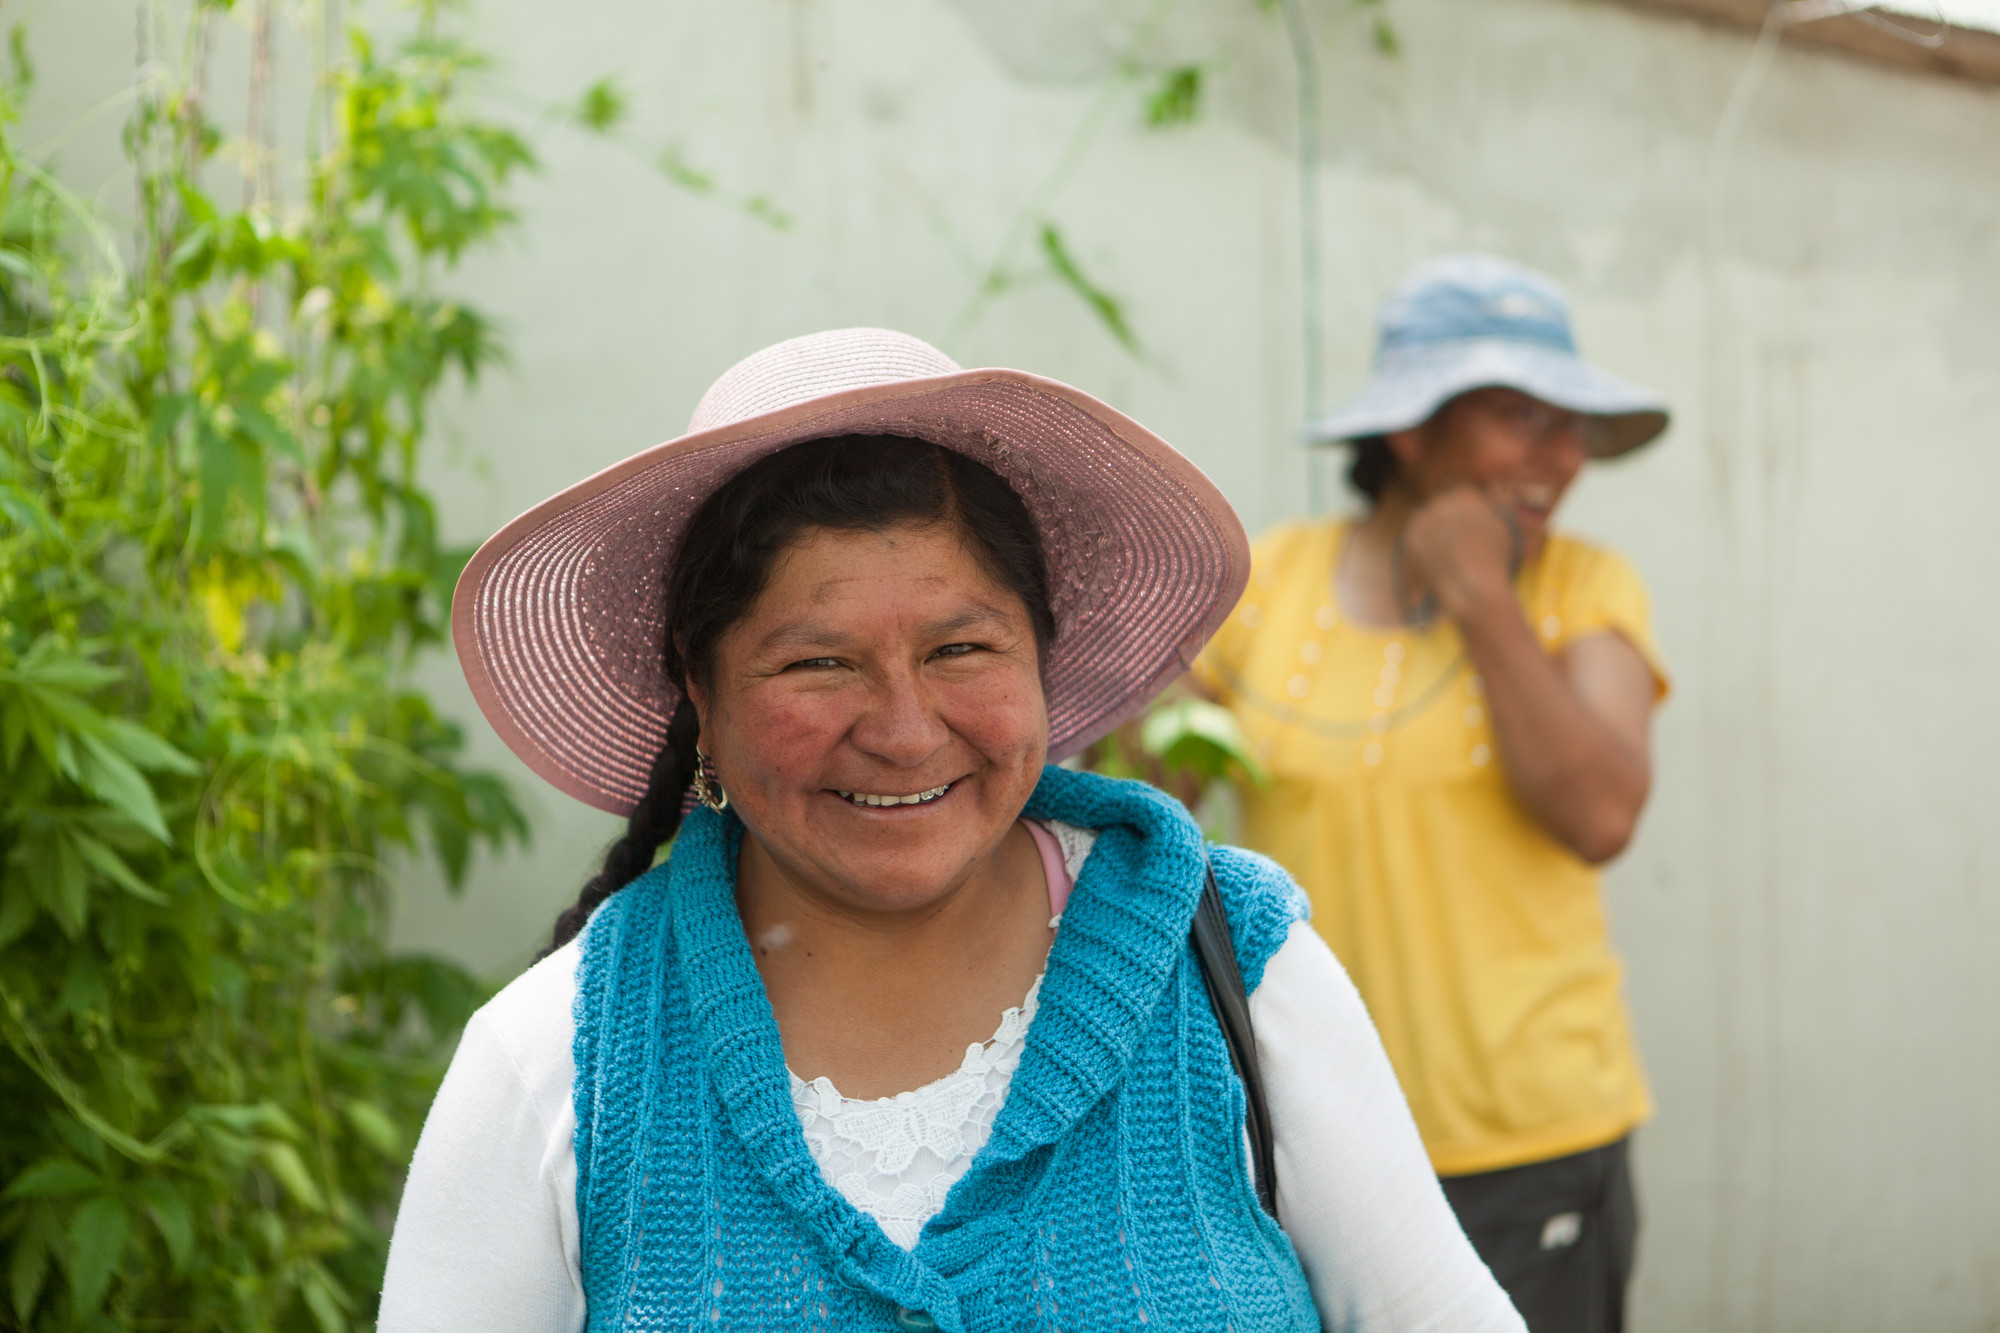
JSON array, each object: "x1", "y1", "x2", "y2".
[{"x1": 658, "y1": 764, "x2": 1210, "y2": 1316}]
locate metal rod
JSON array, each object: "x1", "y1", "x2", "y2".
[{"x1": 1280, "y1": 0, "x2": 1327, "y2": 514}]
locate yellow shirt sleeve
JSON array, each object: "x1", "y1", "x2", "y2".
[{"x1": 1545, "y1": 538, "x2": 1671, "y2": 701}]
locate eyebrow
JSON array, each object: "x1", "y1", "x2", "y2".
[{"x1": 755, "y1": 603, "x2": 1019, "y2": 655}]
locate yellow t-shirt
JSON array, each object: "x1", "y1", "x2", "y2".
[{"x1": 1195, "y1": 520, "x2": 1668, "y2": 1176}]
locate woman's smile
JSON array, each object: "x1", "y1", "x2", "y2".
[{"x1": 831, "y1": 779, "x2": 958, "y2": 809}]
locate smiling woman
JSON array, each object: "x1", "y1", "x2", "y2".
[
  {"x1": 377, "y1": 329, "x2": 1527, "y2": 1331},
  {"x1": 1200, "y1": 255, "x2": 1673, "y2": 1333}
]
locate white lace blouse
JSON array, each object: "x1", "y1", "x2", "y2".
[
  {"x1": 789, "y1": 819, "x2": 1082, "y2": 1251},
  {"x1": 791, "y1": 976, "x2": 1039, "y2": 1250},
  {"x1": 379, "y1": 824, "x2": 1526, "y2": 1332}
]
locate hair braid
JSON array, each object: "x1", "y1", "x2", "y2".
[{"x1": 542, "y1": 696, "x2": 700, "y2": 956}]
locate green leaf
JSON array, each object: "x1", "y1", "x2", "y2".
[
  {"x1": 75, "y1": 732, "x2": 171, "y2": 842},
  {"x1": 341, "y1": 1099, "x2": 403, "y2": 1159},
  {"x1": 655, "y1": 144, "x2": 714, "y2": 194},
  {"x1": 8, "y1": 637, "x2": 123, "y2": 691},
  {"x1": 167, "y1": 219, "x2": 218, "y2": 287},
  {"x1": 34, "y1": 830, "x2": 89, "y2": 937},
  {"x1": 743, "y1": 193, "x2": 793, "y2": 231},
  {"x1": 62, "y1": 1196, "x2": 130, "y2": 1314},
  {"x1": 301, "y1": 1263, "x2": 354, "y2": 1333},
  {"x1": 197, "y1": 1102, "x2": 305, "y2": 1143},
  {"x1": 1140, "y1": 698, "x2": 1270, "y2": 786},
  {"x1": 148, "y1": 390, "x2": 193, "y2": 447},
  {"x1": 74, "y1": 833, "x2": 168, "y2": 903},
  {"x1": 131, "y1": 1178, "x2": 195, "y2": 1271},
  {"x1": 8, "y1": 22, "x2": 35, "y2": 91},
  {"x1": 268, "y1": 522, "x2": 323, "y2": 594},
  {"x1": 57, "y1": 948, "x2": 109, "y2": 1022},
  {"x1": 571, "y1": 76, "x2": 628, "y2": 132},
  {"x1": 8, "y1": 1212, "x2": 50, "y2": 1321},
  {"x1": 0, "y1": 882, "x2": 37, "y2": 949},
  {"x1": 0, "y1": 481, "x2": 59, "y2": 540},
  {"x1": 94, "y1": 717, "x2": 199, "y2": 775},
  {"x1": 4, "y1": 1159, "x2": 101, "y2": 1200},
  {"x1": 256, "y1": 1141, "x2": 326, "y2": 1211},
  {"x1": 194, "y1": 418, "x2": 265, "y2": 546},
  {"x1": 1144, "y1": 65, "x2": 1203, "y2": 128},
  {"x1": 235, "y1": 401, "x2": 306, "y2": 464},
  {"x1": 0, "y1": 703, "x2": 25, "y2": 772}
]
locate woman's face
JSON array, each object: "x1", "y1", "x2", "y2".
[
  {"x1": 689, "y1": 520, "x2": 1049, "y2": 915},
  {"x1": 1391, "y1": 386, "x2": 1595, "y2": 549}
]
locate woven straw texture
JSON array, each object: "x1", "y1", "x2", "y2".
[{"x1": 453, "y1": 329, "x2": 1248, "y2": 814}]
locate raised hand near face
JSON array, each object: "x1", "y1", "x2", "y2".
[{"x1": 1400, "y1": 485, "x2": 1519, "y2": 623}]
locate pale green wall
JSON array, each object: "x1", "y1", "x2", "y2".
[{"x1": 24, "y1": 0, "x2": 2000, "y2": 1327}]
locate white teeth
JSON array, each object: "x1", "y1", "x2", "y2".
[{"x1": 836, "y1": 784, "x2": 951, "y2": 807}]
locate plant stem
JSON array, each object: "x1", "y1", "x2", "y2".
[{"x1": 938, "y1": 0, "x2": 1183, "y2": 352}]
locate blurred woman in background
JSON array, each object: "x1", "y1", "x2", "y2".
[{"x1": 1197, "y1": 255, "x2": 1671, "y2": 1333}]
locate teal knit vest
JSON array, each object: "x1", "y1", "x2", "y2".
[{"x1": 572, "y1": 765, "x2": 1322, "y2": 1331}]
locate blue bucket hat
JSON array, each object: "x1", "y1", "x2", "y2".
[{"x1": 1309, "y1": 254, "x2": 1669, "y2": 458}]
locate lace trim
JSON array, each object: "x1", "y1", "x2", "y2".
[
  {"x1": 790, "y1": 976, "x2": 1041, "y2": 1250},
  {"x1": 1048, "y1": 821, "x2": 1096, "y2": 885},
  {"x1": 786, "y1": 820, "x2": 1096, "y2": 1251}
]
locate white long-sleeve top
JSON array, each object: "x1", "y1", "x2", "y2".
[{"x1": 380, "y1": 833, "x2": 1524, "y2": 1333}]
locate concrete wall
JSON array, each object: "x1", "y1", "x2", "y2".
[{"x1": 24, "y1": 0, "x2": 2000, "y2": 1327}]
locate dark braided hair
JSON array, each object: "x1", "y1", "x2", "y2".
[
  {"x1": 543, "y1": 699, "x2": 700, "y2": 953},
  {"x1": 542, "y1": 435, "x2": 1055, "y2": 955},
  {"x1": 1346, "y1": 435, "x2": 1398, "y2": 502}
]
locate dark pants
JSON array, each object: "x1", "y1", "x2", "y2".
[{"x1": 1440, "y1": 1137, "x2": 1637, "y2": 1333}]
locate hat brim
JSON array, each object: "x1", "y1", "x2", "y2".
[
  {"x1": 1307, "y1": 340, "x2": 1670, "y2": 458},
  {"x1": 453, "y1": 370, "x2": 1249, "y2": 816}
]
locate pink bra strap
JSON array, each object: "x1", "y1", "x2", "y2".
[{"x1": 1022, "y1": 819, "x2": 1073, "y2": 921}]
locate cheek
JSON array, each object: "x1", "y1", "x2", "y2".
[
  {"x1": 1421, "y1": 426, "x2": 1515, "y2": 490},
  {"x1": 717, "y1": 689, "x2": 856, "y2": 784},
  {"x1": 939, "y1": 667, "x2": 1049, "y2": 761}
]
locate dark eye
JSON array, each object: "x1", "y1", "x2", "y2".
[
  {"x1": 931, "y1": 642, "x2": 982, "y2": 660},
  {"x1": 787, "y1": 656, "x2": 842, "y2": 671}
]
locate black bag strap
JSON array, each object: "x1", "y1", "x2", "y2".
[{"x1": 1190, "y1": 860, "x2": 1279, "y2": 1220}]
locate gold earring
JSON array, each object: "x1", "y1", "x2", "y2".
[{"x1": 691, "y1": 747, "x2": 728, "y2": 812}]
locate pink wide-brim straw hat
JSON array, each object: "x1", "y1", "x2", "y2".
[{"x1": 452, "y1": 328, "x2": 1250, "y2": 816}]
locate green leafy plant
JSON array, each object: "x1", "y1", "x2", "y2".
[
  {"x1": 0, "y1": 3, "x2": 569, "y2": 1325},
  {"x1": 1138, "y1": 698, "x2": 1268, "y2": 787},
  {"x1": 1084, "y1": 696, "x2": 1267, "y2": 834}
]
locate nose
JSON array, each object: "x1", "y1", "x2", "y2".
[{"x1": 847, "y1": 663, "x2": 951, "y2": 768}]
